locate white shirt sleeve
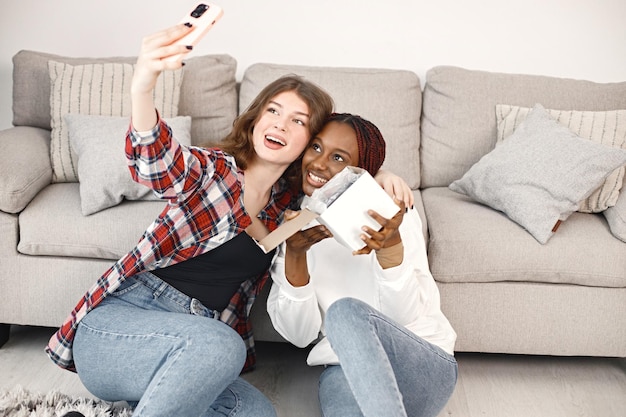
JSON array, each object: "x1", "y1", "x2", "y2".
[
  {"x1": 374, "y1": 209, "x2": 431, "y2": 326},
  {"x1": 267, "y1": 243, "x2": 323, "y2": 348},
  {"x1": 374, "y1": 209, "x2": 456, "y2": 354}
]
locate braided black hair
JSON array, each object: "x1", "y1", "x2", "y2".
[{"x1": 327, "y1": 113, "x2": 386, "y2": 176}]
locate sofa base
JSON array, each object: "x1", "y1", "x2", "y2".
[
  {"x1": 439, "y1": 281, "x2": 626, "y2": 357},
  {"x1": 0, "y1": 324, "x2": 9, "y2": 348},
  {"x1": 0, "y1": 252, "x2": 112, "y2": 328},
  {"x1": 3, "y1": 252, "x2": 625, "y2": 358}
]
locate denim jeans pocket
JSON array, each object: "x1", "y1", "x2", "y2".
[{"x1": 110, "y1": 277, "x2": 141, "y2": 297}]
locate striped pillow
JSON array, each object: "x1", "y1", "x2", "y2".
[
  {"x1": 48, "y1": 60, "x2": 183, "y2": 182},
  {"x1": 496, "y1": 104, "x2": 626, "y2": 213}
]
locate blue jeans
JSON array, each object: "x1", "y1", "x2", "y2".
[
  {"x1": 320, "y1": 298, "x2": 457, "y2": 417},
  {"x1": 73, "y1": 272, "x2": 276, "y2": 417}
]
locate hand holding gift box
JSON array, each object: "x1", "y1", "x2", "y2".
[{"x1": 259, "y1": 166, "x2": 400, "y2": 253}]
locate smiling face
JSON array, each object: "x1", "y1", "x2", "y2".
[
  {"x1": 301, "y1": 121, "x2": 360, "y2": 196},
  {"x1": 251, "y1": 91, "x2": 312, "y2": 170}
]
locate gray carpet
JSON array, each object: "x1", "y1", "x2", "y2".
[
  {"x1": 0, "y1": 386, "x2": 132, "y2": 417},
  {"x1": 0, "y1": 341, "x2": 323, "y2": 417}
]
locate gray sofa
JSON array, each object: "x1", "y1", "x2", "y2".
[{"x1": 1, "y1": 49, "x2": 625, "y2": 371}]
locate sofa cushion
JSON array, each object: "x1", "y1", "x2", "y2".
[
  {"x1": 175, "y1": 53, "x2": 238, "y2": 147},
  {"x1": 422, "y1": 187, "x2": 626, "y2": 288},
  {"x1": 48, "y1": 60, "x2": 183, "y2": 182},
  {"x1": 12, "y1": 50, "x2": 238, "y2": 147},
  {"x1": 496, "y1": 105, "x2": 626, "y2": 213},
  {"x1": 65, "y1": 114, "x2": 192, "y2": 216},
  {"x1": 13, "y1": 50, "x2": 132, "y2": 130},
  {"x1": 18, "y1": 183, "x2": 165, "y2": 260},
  {"x1": 449, "y1": 104, "x2": 626, "y2": 244},
  {"x1": 420, "y1": 65, "x2": 626, "y2": 188},
  {"x1": 0, "y1": 127, "x2": 52, "y2": 213},
  {"x1": 239, "y1": 63, "x2": 422, "y2": 189}
]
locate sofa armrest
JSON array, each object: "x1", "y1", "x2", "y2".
[{"x1": 0, "y1": 126, "x2": 52, "y2": 213}]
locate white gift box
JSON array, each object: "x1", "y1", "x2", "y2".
[{"x1": 259, "y1": 166, "x2": 400, "y2": 252}]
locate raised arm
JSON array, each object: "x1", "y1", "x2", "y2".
[
  {"x1": 126, "y1": 24, "x2": 215, "y2": 200},
  {"x1": 131, "y1": 24, "x2": 194, "y2": 131}
]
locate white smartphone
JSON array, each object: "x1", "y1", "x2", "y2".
[{"x1": 164, "y1": 3, "x2": 224, "y2": 62}]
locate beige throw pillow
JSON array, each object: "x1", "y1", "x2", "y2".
[
  {"x1": 48, "y1": 60, "x2": 183, "y2": 182},
  {"x1": 496, "y1": 104, "x2": 626, "y2": 212}
]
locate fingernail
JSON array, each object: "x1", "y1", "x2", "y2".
[
  {"x1": 186, "y1": 45, "x2": 193, "y2": 50},
  {"x1": 181, "y1": 62, "x2": 186, "y2": 66},
  {"x1": 184, "y1": 22, "x2": 192, "y2": 27},
  {"x1": 405, "y1": 208, "x2": 408, "y2": 213}
]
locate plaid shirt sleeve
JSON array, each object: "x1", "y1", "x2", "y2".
[{"x1": 126, "y1": 117, "x2": 209, "y2": 201}]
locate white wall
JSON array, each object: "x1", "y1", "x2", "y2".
[{"x1": 1, "y1": 0, "x2": 625, "y2": 130}]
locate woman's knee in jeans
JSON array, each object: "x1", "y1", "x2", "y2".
[
  {"x1": 211, "y1": 378, "x2": 276, "y2": 417},
  {"x1": 326, "y1": 297, "x2": 369, "y2": 336},
  {"x1": 184, "y1": 319, "x2": 247, "y2": 379}
]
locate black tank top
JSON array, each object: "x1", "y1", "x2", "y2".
[{"x1": 152, "y1": 232, "x2": 275, "y2": 311}]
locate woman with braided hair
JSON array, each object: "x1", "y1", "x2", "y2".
[{"x1": 267, "y1": 113, "x2": 458, "y2": 417}]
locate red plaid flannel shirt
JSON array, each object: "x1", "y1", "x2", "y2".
[{"x1": 46, "y1": 118, "x2": 293, "y2": 373}]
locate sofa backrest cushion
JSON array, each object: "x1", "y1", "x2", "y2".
[
  {"x1": 239, "y1": 63, "x2": 422, "y2": 189},
  {"x1": 48, "y1": 60, "x2": 183, "y2": 183},
  {"x1": 420, "y1": 65, "x2": 626, "y2": 188},
  {"x1": 12, "y1": 50, "x2": 238, "y2": 147}
]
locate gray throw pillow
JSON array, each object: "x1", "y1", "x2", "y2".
[
  {"x1": 449, "y1": 103, "x2": 626, "y2": 244},
  {"x1": 603, "y1": 178, "x2": 626, "y2": 242},
  {"x1": 495, "y1": 104, "x2": 626, "y2": 213},
  {"x1": 65, "y1": 114, "x2": 192, "y2": 216}
]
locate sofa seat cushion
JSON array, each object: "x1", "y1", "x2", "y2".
[
  {"x1": 18, "y1": 183, "x2": 165, "y2": 260},
  {"x1": 422, "y1": 187, "x2": 626, "y2": 288}
]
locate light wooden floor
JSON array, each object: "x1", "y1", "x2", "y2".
[{"x1": 1, "y1": 325, "x2": 625, "y2": 417}]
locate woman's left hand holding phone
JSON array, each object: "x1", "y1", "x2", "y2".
[{"x1": 131, "y1": 24, "x2": 194, "y2": 131}]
